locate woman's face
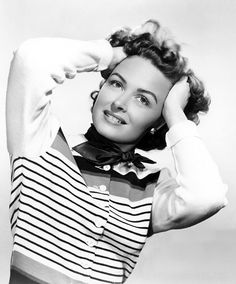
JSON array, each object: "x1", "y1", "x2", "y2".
[{"x1": 92, "y1": 56, "x2": 172, "y2": 150}]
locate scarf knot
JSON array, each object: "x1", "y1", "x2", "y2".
[
  {"x1": 121, "y1": 152, "x2": 134, "y2": 162},
  {"x1": 72, "y1": 124, "x2": 156, "y2": 170}
]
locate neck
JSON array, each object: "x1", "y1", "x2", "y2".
[
  {"x1": 85, "y1": 124, "x2": 136, "y2": 153},
  {"x1": 113, "y1": 141, "x2": 136, "y2": 152}
]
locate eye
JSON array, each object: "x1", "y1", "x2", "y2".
[
  {"x1": 136, "y1": 95, "x2": 150, "y2": 106},
  {"x1": 109, "y1": 79, "x2": 123, "y2": 89}
]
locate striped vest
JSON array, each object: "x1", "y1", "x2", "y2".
[{"x1": 9, "y1": 131, "x2": 160, "y2": 284}]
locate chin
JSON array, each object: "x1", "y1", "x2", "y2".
[
  {"x1": 94, "y1": 124, "x2": 125, "y2": 144},
  {"x1": 97, "y1": 125, "x2": 122, "y2": 142}
]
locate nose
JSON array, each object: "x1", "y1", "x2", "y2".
[{"x1": 111, "y1": 95, "x2": 128, "y2": 112}]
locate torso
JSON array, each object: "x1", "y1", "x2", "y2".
[{"x1": 9, "y1": 129, "x2": 161, "y2": 284}]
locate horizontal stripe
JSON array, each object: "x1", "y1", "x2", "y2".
[
  {"x1": 12, "y1": 174, "x2": 22, "y2": 191},
  {"x1": 11, "y1": 218, "x2": 17, "y2": 231},
  {"x1": 109, "y1": 209, "x2": 149, "y2": 225},
  {"x1": 18, "y1": 197, "x2": 102, "y2": 238},
  {"x1": 19, "y1": 165, "x2": 107, "y2": 213},
  {"x1": 15, "y1": 225, "x2": 94, "y2": 263},
  {"x1": 21, "y1": 161, "x2": 86, "y2": 193},
  {"x1": 105, "y1": 227, "x2": 145, "y2": 246},
  {"x1": 14, "y1": 242, "x2": 88, "y2": 278},
  {"x1": 10, "y1": 192, "x2": 20, "y2": 209},
  {"x1": 21, "y1": 175, "x2": 108, "y2": 221},
  {"x1": 98, "y1": 237, "x2": 139, "y2": 258},
  {"x1": 110, "y1": 197, "x2": 152, "y2": 209},
  {"x1": 45, "y1": 150, "x2": 82, "y2": 177},
  {"x1": 10, "y1": 207, "x2": 19, "y2": 224},
  {"x1": 12, "y1": 156, "x2": 23, "y2": 166},
  {"x1": 106, "y1": 219, "x2": 147, "y2": 237},
  {"x1": 17, "y1": 210, "x2": 96, "y2": 250},
  {"x1": 102, "y1": 230, "x2": 143, "y2": 252},
  {"x1": 92, "y1": 244, "x2": 136, "y2": 269},
  {"x1": 9, "y1": 145, "x2": 158, "y2": 283},
  {"x1": 10, "y1": 251, "x2": 88, "y2": 284},
  {"x1": 110, "y1": 203, "x2": 151, "y2": 218}
]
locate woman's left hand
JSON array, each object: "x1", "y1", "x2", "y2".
[{"x1": 162, "y1": 77, "x2": 190, "y2": 128}]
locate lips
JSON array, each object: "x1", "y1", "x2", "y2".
[{"x1": 104, "y1": 110, "x2": 127, "y2": 125}]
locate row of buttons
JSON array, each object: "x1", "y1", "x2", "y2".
[{"x1": 81, "y1": 182, "x2": 109, "y2": 270}]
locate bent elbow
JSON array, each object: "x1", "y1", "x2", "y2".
[
  {"x1": 13, "y1": 38, "x2": 44, "y2": 68},
  {"x1": 172, "y1": 183, "x2": 228, "y2": 228}
]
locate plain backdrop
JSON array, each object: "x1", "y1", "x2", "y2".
[{"x1": 0, "y1": 0, "x2": 236, "y2": 283}]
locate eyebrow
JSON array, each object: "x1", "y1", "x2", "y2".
[
  {"x1": 137, "y1": 88, "x2": 158, "y2": 104},
  {"x1": 111, "y1": 73, "x2": 127, "y2": 84},
  {"x1": 111, "y1": 73, "x2": 158, "y2": 104}
]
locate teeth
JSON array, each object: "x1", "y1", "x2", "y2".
[{"x1": 106, "y1": 114, "x2": 122, "y2": 124}]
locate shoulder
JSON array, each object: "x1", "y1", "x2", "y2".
[{"x1": 66, "y1": 133, "x2": 87, "y2": 154}]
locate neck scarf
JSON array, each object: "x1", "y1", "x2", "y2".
[{"x1": 72, "y1": 124, "x2": 156, "y2": 170}]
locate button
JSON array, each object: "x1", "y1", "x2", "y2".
[
  {"x1": 86, "y1": 239, "x2": 97, "y2": 247},
  {"x1": 81, "y1": 260, "x2": 90, "y2": 269},
  {"x1": 99, "y1": 185, "x2": 107, "y2": 192},
  {"x1": 103, "y1": 165, "x2": 111, "y2": 171},
  {"x1": 94, "y1": 217, "x2": 106, "y2": 228}
]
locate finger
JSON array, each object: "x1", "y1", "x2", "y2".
[
  {"x1": 51, "y1": 72, "x2": 65, "y2": 84},
  {"x1": 171, "y1": 77, "x2": 189, "y2": 92},
  {"x1": 65, "y1": 72, "x2": 76, "y2": 79},
  {"x1": 176, "y1": 76, "x2": 188, "y2": 85},
  {"x1": 64, "y1": 66, "x2": 77, "y2": 79}
]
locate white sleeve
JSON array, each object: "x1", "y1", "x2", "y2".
[
  {"x1": 151, "y1": 120, "x2": 228, "y2": 233},
  {"x1": 6, "y1": 38, "x2": 113, "y2": 156}
]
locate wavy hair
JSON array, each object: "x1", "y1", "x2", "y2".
[{"x1": 91, "y1": 20, "x2": 210, "y2": 150}]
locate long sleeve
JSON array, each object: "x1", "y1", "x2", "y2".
[
  {"x1": 151, "y1": 120, "x2": 228, "y2": 233},
  {"x1": 6, "y1": 38, "x2": 113, "y2": 156}
]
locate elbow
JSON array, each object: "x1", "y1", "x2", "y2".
[
  {"x1": 173, "y1": 183, "x2": 228, "y2": 228},
  {"x1": 13, "y1": 38, "x2": 42, "y2": 66},
  {"x1": 201, "y1": 182, "x2": 228, "y2": 210},
  {"x1": 176, "y1": 177, "x2": 228, "y2": 211},
  {"x1": 14, "y1": 39, "x2": 34, "y2": 57}
]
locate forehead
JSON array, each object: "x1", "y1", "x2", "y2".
[{"x1": 112, "y1": 56, "x2": 172, "y2": 97}]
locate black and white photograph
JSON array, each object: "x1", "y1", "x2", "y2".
[{"x1": 0, "y1": 1, "x2": 235, "y2": 283}]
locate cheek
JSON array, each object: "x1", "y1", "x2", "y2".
[
  {"x1": 132, "y1": 106, "x2": 163, "y2": 130},
  {"x1": 92, "y1": 91, "x2": 112, "y2": 123},
  {"x1": 94, "y1": 90, "x2": 111, "y2": 109},
  {"x1": 130, "y1": 113, "x2": 156, "y2": 134}
]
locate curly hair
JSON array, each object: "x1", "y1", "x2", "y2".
[{"x1": 91, "y1": 19, "x2": 210, "y2": 150}]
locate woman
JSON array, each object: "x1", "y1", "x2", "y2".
[{"x1": 6, "y1": 20, "x2": 227, "y2": 284}]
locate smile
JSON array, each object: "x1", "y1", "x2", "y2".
[{"x1": 104, "y1": 110, "x2": 126, "y2": 125}]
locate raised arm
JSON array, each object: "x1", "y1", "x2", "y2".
[
  {"x1": 151, "y1": 80, "x2": 228, "y2": 233},
  {"x1": 6, "y1": 38, "x2": 114, "y2": 156}
]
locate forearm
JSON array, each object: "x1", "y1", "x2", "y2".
[
  {"x1": 152, "y1": 119, "x2": 227, "y2": 233},
  {"x1": 166, "y1": 120, "x2": 227, "y2": 223},
  {"x1": 6, "y1": 38, "x2": 113, "y2": 156}
]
